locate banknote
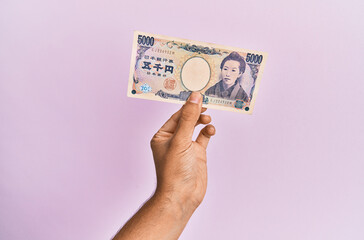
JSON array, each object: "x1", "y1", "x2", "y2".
[{"x1": 127, "y1": 31, "x2": 267, "y2": 114}]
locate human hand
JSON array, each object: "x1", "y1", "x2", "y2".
[
  {"x1": 151, "y1": 92, "x2": 216, "y2": 211},
  {"x1": 112, "y1": 92, "x2": 215, "y2": 240}
]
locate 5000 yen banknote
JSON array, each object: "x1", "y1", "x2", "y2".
[{"x1": 127, "y1": 31, "x2": 267, "y2": 114}]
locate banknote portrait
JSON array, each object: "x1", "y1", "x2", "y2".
[{"x1": 204, "y1": 51, "x2": 249, "y2": 102}]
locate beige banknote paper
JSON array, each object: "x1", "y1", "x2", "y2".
[{"x1": 127, "y1": 31, "x2": 267, "y2": 114}]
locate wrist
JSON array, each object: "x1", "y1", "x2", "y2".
[{"x1": 152, "y1": 189, "x2": 197, "y2": 220}]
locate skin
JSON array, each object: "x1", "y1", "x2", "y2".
[
  {"x1": 221, "y1": 60, "x2": 242, "y2": 90},
  {"x1": 113, "y1": 92, "x2": 216, "y2": 240}
]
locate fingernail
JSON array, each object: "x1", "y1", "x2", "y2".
[{"x1": 188, "y1": 92, "x2": 201, "y2": 104}]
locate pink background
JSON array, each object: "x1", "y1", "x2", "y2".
[{"x1": 1, "y1": 0, "x2": 363, "y2": 239}]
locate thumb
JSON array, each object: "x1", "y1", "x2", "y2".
[{"x1": 173, "y1": 92, "x2": 202, "y2": 141}]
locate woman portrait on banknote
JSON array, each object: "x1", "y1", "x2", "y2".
[{"x1": 204, "y1": 51, "x2": 250, "y2": 102}]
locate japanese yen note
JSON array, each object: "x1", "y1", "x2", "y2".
[{"x1": 127, "y1": 31, "x2": 267, "y2": 114}]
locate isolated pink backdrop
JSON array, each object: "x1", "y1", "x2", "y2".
[{"x1": 1, "y1": 0, "x2": 363, "y2": 239}]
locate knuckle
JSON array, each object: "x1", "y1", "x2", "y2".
[
  {"x1": 150, "y1": 137, "x2": 156, "y2": 148},
  {"x1": 150, "y1": 133, "x2": 160, "y2": 147}
]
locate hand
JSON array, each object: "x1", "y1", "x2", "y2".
[
  {"x1": 113, "y1": 92, "x2": 216, "y2": 240},
  {"x1": 151, "y1": 92, "x2": 216, "y2": 211}
]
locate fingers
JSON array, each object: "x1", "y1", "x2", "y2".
[
  {"x1": 159, "y1": 100, "x2": 206, "y2": 134},
  {"x1": 174, "y1": 92, "x2": 202, "y2": 140},
  {"x1": 195, "y1": 114, "x2": 211, "y2": 126},
  {"x1": 196, "y1": 124, "x2": 216, "y2": 149},
  {"x1": 158, "y1": 109, "x2": 182, "y2": 133}
]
